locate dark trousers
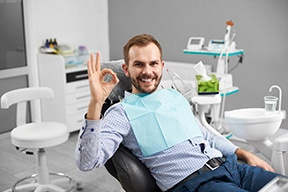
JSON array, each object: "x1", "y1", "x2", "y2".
[{"x1": 172, "y1": 154, "x2": 280, "y2": 192}]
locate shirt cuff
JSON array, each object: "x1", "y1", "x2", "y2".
[{"x1": 79, "y1": 114, "x2": 103, "y2": 138}]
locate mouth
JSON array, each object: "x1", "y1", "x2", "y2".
[{"x1": 140, "y1": 78, "x2": 154, "y2": 82}]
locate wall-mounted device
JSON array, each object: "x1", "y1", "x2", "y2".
[
  {"x1": 207, "y1": 39, "x2": 225, "y2": 51},
  {"x1": 187, "y1": 37, "x2": 205, "y2": 50}
]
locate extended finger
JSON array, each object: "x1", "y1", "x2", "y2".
[
  {"x1": 96, "y1": 52, "x2": 101, "y2": 72},
  {"x1": 88, "y1": 53, "x2": 95, "y2": 75}
]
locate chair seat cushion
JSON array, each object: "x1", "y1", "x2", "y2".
[{"x1": 11, "y1": 122, "x2": 68, "y2": 148}]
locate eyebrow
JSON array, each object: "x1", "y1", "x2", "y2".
[{"x1": 132, "y1": 59, "x2": 160, "y2": 64}]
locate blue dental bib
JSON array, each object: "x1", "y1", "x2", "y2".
[{"x1": 121, "y1": 89, "x2": 202, "y2": 156}]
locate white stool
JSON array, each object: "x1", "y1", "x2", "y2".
[{"x1": 1, "y1": 87, "x2": 75, "y2": 192}]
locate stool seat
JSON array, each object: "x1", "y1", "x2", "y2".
[{"x1": 11, "y1": 122, "x2": 69, "y2": 149}]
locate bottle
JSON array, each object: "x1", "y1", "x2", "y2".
[
  {"x1": 45, "y1": 39, "x2": 50, "y2": 48},
  {"x1": 53, "y1": 38, "x2": 58, "y2": 50}
]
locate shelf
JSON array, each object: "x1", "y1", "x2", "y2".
[
  {"x1": 220, "y1": 86, "x2": 239, "y2": 96},
  {"x1": 183, "y1": 49, "x2": 244, "y2": 57}
]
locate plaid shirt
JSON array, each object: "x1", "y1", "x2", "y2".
[{"x1": 74, "y1": 94, "x2": 238, "y2": 191}]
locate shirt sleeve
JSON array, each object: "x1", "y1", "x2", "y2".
[
  {"x1": 74, "y1": 103, "x2": 130, "y2": 171},
  {"x1": 74, "y1": 117, "x2": 102, "y2": 171}
]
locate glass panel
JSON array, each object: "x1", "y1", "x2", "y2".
[
  {"x1": 0, "y1": 0, "x2": 26, "y2": 70},
  {"x1": 0, "y1": 75, "x2": 30, "y2": 134}
]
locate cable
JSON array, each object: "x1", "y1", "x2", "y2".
[{"x1": 228, "y1": 54, "x2": 244, "y2": 73}]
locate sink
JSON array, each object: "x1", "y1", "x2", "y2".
[{"x1": 225, "y1": 108, "x2": 285, "y2": 140}]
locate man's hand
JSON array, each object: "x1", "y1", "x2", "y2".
[
  {"x1": 86, "y1": 52, "x2": 119, "y2": 120},
  {"x1": 235, "y1": 148, "x2": 275, "y2": 172}
]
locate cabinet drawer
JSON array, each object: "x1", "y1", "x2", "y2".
[
  {"x1": 66, "y1": 91, "x2": 90, "y2": 104},
  {"x1": 66, "y1": 79, "x2": 89, "y2": 94},
  {"x1": 67, "y1": 113, "x2": 85, "y2": 133},
  {"x1": 66, "y1": 101, "x2": 89, "y2": 116},
  {"x1": 66, "y1": 70, "x2": 88, "y2": 83}
]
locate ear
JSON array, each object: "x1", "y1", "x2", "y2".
[{"x1": 122, "y1": 63, "x2": 129, "y2": 77}]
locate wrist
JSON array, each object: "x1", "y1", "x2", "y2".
[{"x1": 86, "y1": 99, "x2": 104, "y2": 120}]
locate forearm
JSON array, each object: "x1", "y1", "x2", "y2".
[
  {"x1": 75, "y1": 105, "x2": 128, "y2": 171},
  {"x1": 86, "y1": 99, "x2": 104, "y2": 120},
  {"x1": 75, "y1": 119, "x2": 102, "y2": 171},
  {"x1": 234, "y1": 148, "x2": 250, "y2": 162}
]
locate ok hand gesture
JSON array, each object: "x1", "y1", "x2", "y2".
[{"x1": 86, "y1": 52, "x2": 119, "y2": 120}]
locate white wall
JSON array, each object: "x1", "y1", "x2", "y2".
[
  {"x1": 24, "y1": 0, "x2": 109, "y2": 86},
  {"x1": 23, "y1": 0, "x2": 109, "y2": 121}
]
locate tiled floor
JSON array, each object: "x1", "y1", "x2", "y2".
[{"x1": 0, "y1": 131, "x2": 124, "y2": 192}]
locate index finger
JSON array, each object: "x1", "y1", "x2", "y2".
[{"x1": 95, "y1": 52, "x2": 101, "y2": 71}]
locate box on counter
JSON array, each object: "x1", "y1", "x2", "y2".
[{"x1": 196, "y1": 74, "x2": 219, "y2": 94}]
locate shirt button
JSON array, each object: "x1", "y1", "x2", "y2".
[{"x1": 91, "y1": 128, "x2": 94, "y2": 132}]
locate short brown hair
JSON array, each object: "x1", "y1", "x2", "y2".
[{"x1": 123, "y1": 34, "x2": 162, "y2": 65}]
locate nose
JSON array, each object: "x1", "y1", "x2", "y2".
[{"x1": 142, "y1": 64, "x2": 153, "y2": 75}]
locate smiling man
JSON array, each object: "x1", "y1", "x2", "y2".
[{"x1": 75, "y1": 34, "x2": 281, "y2": 192}]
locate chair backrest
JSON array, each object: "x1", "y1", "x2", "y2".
[
  {"x1": 102, "y1": 98, "x2": 161, "y2": 191},
  {"x1": 1, "y1": 87, "x2": 54, "y2": 126},
  {"x1": 105, "y1": 145, "x2": 161, "y2": 192}
]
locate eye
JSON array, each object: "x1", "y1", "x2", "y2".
[
  {"x1": 134, "y1": 62, "x2": 144, "y2": 67},
  {"x1": 151, "y1": 61, "x2": 159, "y2": 66}
]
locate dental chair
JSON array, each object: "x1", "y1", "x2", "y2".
[{"x1": 1, "y1": 87, "x2": 75, "y2": 192}]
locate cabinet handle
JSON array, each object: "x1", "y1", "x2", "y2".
[
  {"x1": 76, "y1": 84, "x2": 89, "y2": 90},
  {"x1": 76, "y1": 95, "x2": 90, "y2": 100},
  {"x1": 75, "y1": 74, "x2": 88, "y2": 79},
  {"x1": 77, "y1": 105, "x2": 88, "y2": 111}
]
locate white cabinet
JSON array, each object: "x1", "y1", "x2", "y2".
[{"x1": 38, "y1": 54, "x2": 90, "y2": 132}]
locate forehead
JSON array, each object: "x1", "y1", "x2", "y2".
[{"x1": 128, "y1": 43, "x2": 161, "y2": 62}]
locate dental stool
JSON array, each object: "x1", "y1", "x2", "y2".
[{"x1": 1, "y1": 87, "x2": 75, "y2": 192}]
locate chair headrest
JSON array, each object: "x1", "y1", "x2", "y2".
[{"x1": 101, "y1": 60, "x2": 132, "y2": 102}]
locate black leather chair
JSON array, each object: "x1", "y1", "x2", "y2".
[{"x1": 105, "y1": 145, "x2": 162, "y2": 192}]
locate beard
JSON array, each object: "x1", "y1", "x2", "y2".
[{"x1": 128, "y1": 73, "x2": 162, "y2": 94}]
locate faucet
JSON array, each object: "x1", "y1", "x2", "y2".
[{"x1": 269, "y1": 85, "x2": 282, "y2": 113}]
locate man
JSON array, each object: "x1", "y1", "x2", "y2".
[{"x1": 75, "y1": 34, "x2": 279, "y2": 192}]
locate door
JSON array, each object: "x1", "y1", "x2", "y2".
[{"x1": 0, "y1": 0, "x2": 29, "y2": 134}]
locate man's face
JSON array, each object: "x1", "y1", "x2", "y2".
[{"x1": 122, "y1": 43, "x2": 164, "y2": 94}]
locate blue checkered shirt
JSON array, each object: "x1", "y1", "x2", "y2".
[{"x1": 74, "y1": 99, "x2": 238, "y2": 191}]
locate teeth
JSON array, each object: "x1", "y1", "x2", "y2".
[{"x1": 141, "y1": 79, "x2": 152, "y2": 82}]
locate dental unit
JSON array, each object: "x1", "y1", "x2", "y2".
[{"x1": 225, "y1": 85, "x2": 288, "y2": 175}]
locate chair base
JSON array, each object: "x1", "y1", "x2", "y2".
[{"x1": 4, "y1": 172, "x2": 75, "y2": 192}]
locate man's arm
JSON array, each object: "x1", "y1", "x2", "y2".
[
  {"x1": 235, "y1": 148, "x2": 275, "y2": 172},
  {"x1": 74, "y1": 52, "x2": 120, "y2": 170}
]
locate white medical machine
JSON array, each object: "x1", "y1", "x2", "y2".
[{"x1": 186, "y1": 37, "x2": 205, "y2": 50}]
